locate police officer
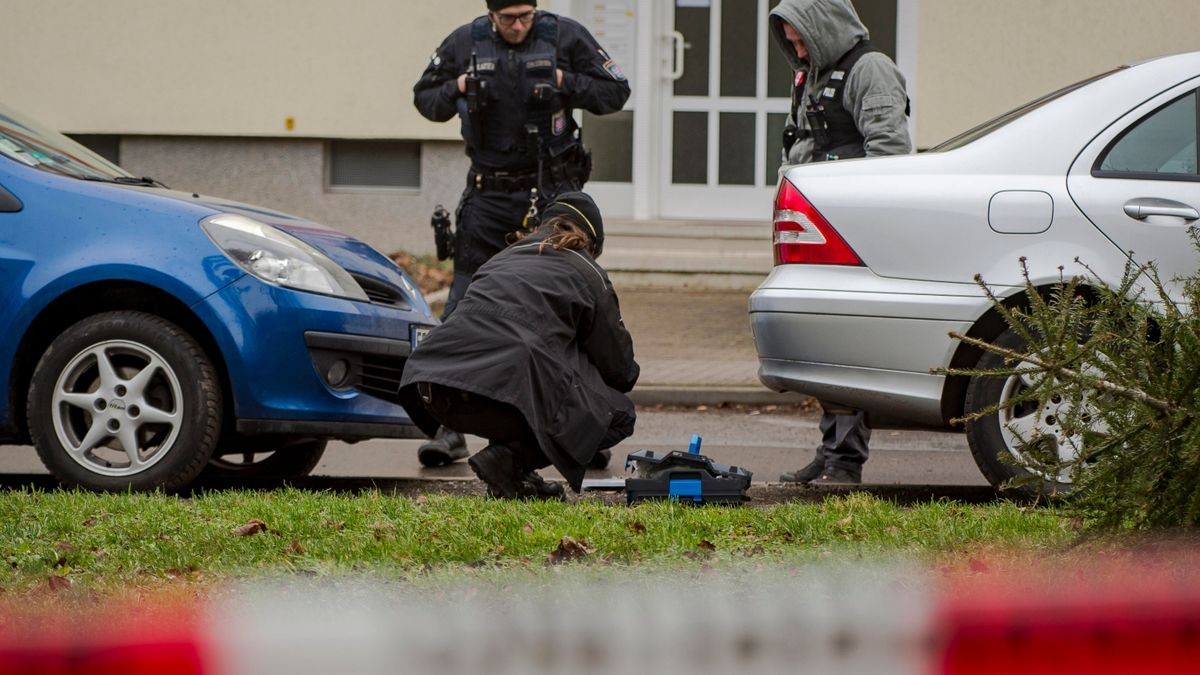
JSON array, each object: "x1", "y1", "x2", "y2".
[
  {"x1": 398, "y1": 192, "x2": 638, "y2": 500},
  {"x1": 769, "y1": 0, "x2": 912, "y2": 484},
  {"x1": 412, "y1": 1, "x2": 630, "y2": 467}
]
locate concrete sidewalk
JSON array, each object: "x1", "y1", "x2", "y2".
[{"x1": 601, "y1": 219, "x2": 804, "y2": 407}]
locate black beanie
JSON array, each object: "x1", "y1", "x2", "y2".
[
  {"x1": 487, "y1": 0, "x2": 536, "y2": 10},
  {"x1": 542, "y1": 192, "x2": 604, "y2": 256}
]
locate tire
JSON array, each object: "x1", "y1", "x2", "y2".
[
  {"x1": 26, "y1": 311, "x2": 221, "y2": 492},
  {"x1": 963, "y1": 327, "x2": 1098, "y2": 499},
  {"x1": 203, "y1": 437, "x2": 327, "y2": 482}
]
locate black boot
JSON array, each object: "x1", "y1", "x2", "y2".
[
  {"x1": 779, "y1": 452, "x2": 825, "y2": 483},
  {"x1": 516, "y1": 471, "x2": 567, "y2": 501},
  {"x1": 467, "y1": 444, "x2": 523, "y2": 499},
  {"x1": 811, "y1": 464, "x2": 862, "y2": 485},
  {"x1": 418, "y1": 427, "x2": 468, "y2": 467},
  {"x1": 589, "y1": 448, "x2": 612, "y2": 470}
]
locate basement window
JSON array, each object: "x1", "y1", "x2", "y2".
[{"x1": 327, "y1": 140, "x2": 420, "y2": 191}]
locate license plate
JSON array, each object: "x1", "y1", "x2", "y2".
[{"x1": 411, "y1": 325, "x2": 432, "y2": 349}]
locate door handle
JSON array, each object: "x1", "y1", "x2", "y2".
[
  {"x1": 668, "y1": 30, "x2": 686, "y2": 81},
  {"x1": 1123, "y1": 197, "x2": 1199, "y2": 221}
]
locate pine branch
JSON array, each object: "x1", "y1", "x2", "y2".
[{"x1": 948, "y1": 331, "x2": 1177, "y2": 414}]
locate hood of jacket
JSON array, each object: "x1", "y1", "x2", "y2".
[{"x1": 769, "y1": 0, "x2": 868, "y2": 73}]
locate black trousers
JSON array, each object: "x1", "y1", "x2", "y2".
[
  {"x1": 443, "y1": 177, "x2": 579, "y2": 319},
  {"x1": 414, "y1": 382, "x2": 633, "y2": 472}
]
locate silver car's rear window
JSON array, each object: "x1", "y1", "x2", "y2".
[{"x1": 931, "y1": 68, "x2": 1126, "y2": 152}]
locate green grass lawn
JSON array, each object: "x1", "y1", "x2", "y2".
[{"x1": 0, "y1": 488, "x2": 1073, "y2": 594}]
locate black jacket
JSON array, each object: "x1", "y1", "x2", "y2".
[
  {"x1": 413, "y1": 12, "x2": 630, "y2": 171},
  {"x1": 398, "y1": 233, "x2": 639, "y2": 489}
]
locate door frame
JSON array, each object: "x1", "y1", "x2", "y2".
[{"x1": 569, "y1": 0, "x2": 919, "y2": 221}]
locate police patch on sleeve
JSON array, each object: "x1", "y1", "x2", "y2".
[{"x1": 602, "y1": 59, "x2": 626, "y2": 82}]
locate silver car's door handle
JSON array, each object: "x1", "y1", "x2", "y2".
[{"x1": 1123, "y1": 197, "x2": 1200, "y2": 221}]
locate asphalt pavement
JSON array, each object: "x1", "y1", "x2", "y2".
[{"x1": 0, "y1": 225, "x2": 992, "y2": 494}]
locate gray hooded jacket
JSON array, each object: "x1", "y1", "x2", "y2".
[{"x1": 769, "y1": 0, "x2": 912, "y2": 165}]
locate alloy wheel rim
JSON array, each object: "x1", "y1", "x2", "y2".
[
  {"x1": 50, "y1": 339, "x2": 183, "y2": 477},
  {"x1": 996, "y1": 359, "x2": 1104, "y2": 485}
]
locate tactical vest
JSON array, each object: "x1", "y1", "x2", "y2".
[
  {"x1": 797, "y1": 39, "x2": 908, "y2": 162},
  {"x1": 466, "y1": 13, "x2": 577, "y2": 170}
]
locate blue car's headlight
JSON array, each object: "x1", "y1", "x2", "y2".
[{"x1": 201, "y1": 214, "x2": 369, "y2": 302}]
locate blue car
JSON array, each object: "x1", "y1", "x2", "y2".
[{"x1": 0, "y1": 102, "x2": 437, "y2": 491}]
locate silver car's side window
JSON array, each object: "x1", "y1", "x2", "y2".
[{"x1": 1096, "y1": 90, "x2": 1198, "y2": 178}]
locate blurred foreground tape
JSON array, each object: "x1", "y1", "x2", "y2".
[{"x1": 1, "y1": 551, "x2": 1199, "y2": 674}]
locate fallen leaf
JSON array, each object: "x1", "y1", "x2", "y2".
[
  {"x1": 82, "y1": 517, "x2": 97, "y2": 527},
  {"x1": 231, "y1": 519, "x2": 268, "y2": 537},
  {"x1": 370, "y1": 521, "x2": 397, "y2": 541},
  {"x1": 47, "y1": 575, "x2": 71, "y2": 592},
  {"x1": 53, "y1": 541, "x2": 75, "y2": 554},
  {"x1": 697, "y1": 539, "x2": 717, "y2": 552},
  {"x1": 287, "y1": 539, "x2": 306, "y2": 555},
  {"x1": 628, "y1": 521, "x2": 647, "y2": 534},
  {"x1": 547, "y1": 536, "x2": 594, "y2": 564}
]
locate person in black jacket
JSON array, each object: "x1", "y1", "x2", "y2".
[
  {"x1": 398, "y1": 192, "x2": 638, "y2": 499},
  {"x1": 412, "y1": 0, "x2": 631, "y2": 468}
]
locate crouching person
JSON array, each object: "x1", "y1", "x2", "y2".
[{"x1": 399, "y1": 192, "x2": 639, "y2": 499}]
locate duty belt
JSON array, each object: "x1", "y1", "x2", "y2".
[{"x1": 469, "y1": 169, "x2": 539, "y2": 193}]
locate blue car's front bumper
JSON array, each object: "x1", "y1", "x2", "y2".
[{"x1": 194, "y1": 274, "x2": 435, "y2": 440}]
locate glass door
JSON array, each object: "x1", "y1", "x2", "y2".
[
  {"x1": 657, "y1": 0, "x2": 902, "y2": 220},
  {"x1": 659, "y1": 0, "x2": 789, "y2": 220}
]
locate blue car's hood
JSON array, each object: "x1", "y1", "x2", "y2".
[{"x1": 131, "y1": 187, "x2": 430, "y2": 312}]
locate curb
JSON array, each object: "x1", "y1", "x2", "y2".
[{"x1": 629, "y1": 385, "x2": 808, "y2": 407}]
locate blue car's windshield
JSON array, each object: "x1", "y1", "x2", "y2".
[{"x1": 0, "y1": 102, "x2": 130, "y2": 180}]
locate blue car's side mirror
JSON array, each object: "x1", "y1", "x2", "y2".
[{"x1": 0, "y1": 184, "x2": 21, "y2": 213}]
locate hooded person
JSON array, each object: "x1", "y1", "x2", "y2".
[
  {"x1": 398, "y1": 192, "x2": 639, "y2": 499},
  {"x1": 768, "y1": 0, "x2": 911, "y2": 164},
  {"x1": 769, "y1": 0, "x2": 912, "y2": 486}
]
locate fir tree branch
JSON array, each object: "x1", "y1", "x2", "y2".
[{"x1": 947, "y1": 331, "x2": 1177, "y2": 414}]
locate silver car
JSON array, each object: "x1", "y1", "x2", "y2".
[{"x1": 750, "y1": 50, "x2": 1200, "y2": 495}]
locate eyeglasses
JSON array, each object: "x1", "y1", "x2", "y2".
[{"x1": 492, "y1": 10, "x2": 535, "y2": 27}]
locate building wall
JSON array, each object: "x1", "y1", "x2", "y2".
[
  {"x1": 916, "y1": 0, "x2": 1200, "y2": 146},
  {"x1": 1, "y1": 0, "x2": 487, "y2": 139},
  {"x1": 120, "y1": 137, "x2": 470, "y2": 256}
]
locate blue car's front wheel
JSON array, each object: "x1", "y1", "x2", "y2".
[{"x1": 27, "y1": 311, "x2": 222, "y2": 492}]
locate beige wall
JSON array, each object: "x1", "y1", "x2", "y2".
[
  {"x1": 1, "y1": 0, "x2": 493, "y2": 139},
  {"x1": 916, "y1": 0, "x2": 1200, "y2": 147}
]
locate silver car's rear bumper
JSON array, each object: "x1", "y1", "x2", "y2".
[{"x1": 749, "y1": 266, "x2": 993, "y2": 428}]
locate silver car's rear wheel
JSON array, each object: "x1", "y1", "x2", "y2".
[
  {"x1": 28, "y1": 312, "x2": 221, "y2": 492},
  {"x1": 964, "y1": 327, "x2": 1101, "y2": 499}
]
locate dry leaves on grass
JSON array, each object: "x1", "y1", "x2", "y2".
[
  {"x1": 46, "y1": 576, "x2": 71, "y2": 592},
  {"x1": 231, "y1": 519, "x2": 268, "y2": 537},
  {"x1": 547, "y1": 536, "x2": 595, "y2": 565},
  {"x1": 370, "y1": 521, "x2": 397, "y2": 541},
  {"x1": 391, "y1": 252, "x2": 453, "y2": 296}
]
